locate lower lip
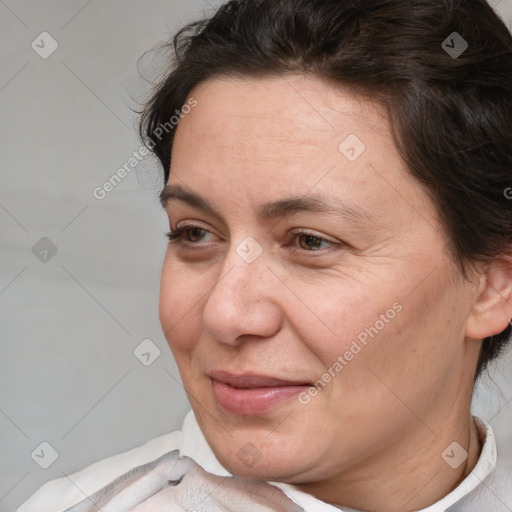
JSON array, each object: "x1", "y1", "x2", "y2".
[{"x1": 211, "y1": 379, "x2": 310, "y2": 415}]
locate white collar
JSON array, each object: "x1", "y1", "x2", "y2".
[
  {"x1": 419, "y1": 416, "x2": 497, "y2": 512},
  {"x1": 178, "y1": 411, "x2": 497, "y2": 512}
]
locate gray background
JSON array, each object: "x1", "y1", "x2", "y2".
[{"x1": 1, "y1": 1, "x2": 511, "y2": 510}]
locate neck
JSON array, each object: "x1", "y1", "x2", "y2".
[{"x1": 296, "y1": 409, "x2": 482, "y2": 512}]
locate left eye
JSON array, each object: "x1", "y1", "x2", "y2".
[
  {"x1": 293, "y1": 232, "x2": 333, "y2": 251},
  {"x1": 165, "y1": 226, "x2": 336, "y2": 252}
]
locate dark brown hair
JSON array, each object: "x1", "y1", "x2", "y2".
[{"x1": 139, "y1": 0, "x2": 512, "y2": 379}]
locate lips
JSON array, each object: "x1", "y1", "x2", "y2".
[
  {"x1": 209, "y1": 370, "x2": 313, "y2": 415},
  {"x1": 209, "y1": 370, "x2": 311, "y2": 388}
]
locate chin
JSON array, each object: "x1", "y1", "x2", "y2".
[
  {"x1": 222, "y1": 457, "x2": 299, "y2": 481},
  {"x1": 206, "y1": 435, "x2": 322, "y2": 482}
]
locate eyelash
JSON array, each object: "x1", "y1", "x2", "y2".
[{"x1": 165, "y1": 224, "x2": 339, "y2": 253}]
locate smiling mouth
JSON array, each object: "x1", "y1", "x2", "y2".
[
  {"x1": 208, "y1": 370, "x2": 313, "y2": 415},
  {"x1": 208, "y1": 369, "x2": 312, "y2": 388}
]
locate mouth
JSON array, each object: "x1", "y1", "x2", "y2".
[
  {"x1": 209, "y1": 370, "x2": 312, "y2": 388},
  {"x1": 208, "y1": 370, "x2": 313, "y2": 415}
]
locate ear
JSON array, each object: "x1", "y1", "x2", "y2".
[{"x1": 466, "y1": 255, "x2": 512, "y2": 339}]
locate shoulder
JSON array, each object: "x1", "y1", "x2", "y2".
[{"x1": 17, "y1": 427, "x2": 183, "y2": 512}]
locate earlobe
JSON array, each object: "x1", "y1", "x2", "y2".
[{"x1": 465, "y1": 255, "x2": 512, "y2": 340}]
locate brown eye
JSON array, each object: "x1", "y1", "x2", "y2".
[
  {"x1": 297, "y1": 234, "x2": 325, "y2": 250},
  {"x1": 165, "y1": 225, "x2": 214, "y2": 245},
  {"x1": 291, "y1": 231, "x2": 335, "y2": 251},
  {"x1": 186, "y1": 227, "x2": 208, "y2": 242}
]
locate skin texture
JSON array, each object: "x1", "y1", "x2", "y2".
[
  {"x1": 65, "y1": 449, "x2": 303, "y2": 512},
  {"x1": 159, "y1": 75, "x2": 512, "y2": 511}
]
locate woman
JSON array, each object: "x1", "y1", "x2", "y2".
[{"x1": 18, "y1": 0, "x2": 512, "y2": 510}]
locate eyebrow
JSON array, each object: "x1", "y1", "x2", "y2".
[{"x1": 160, "y1": 183, "x2": 373, "y2": 224}]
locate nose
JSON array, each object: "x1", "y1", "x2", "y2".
[{"x1": 202, "y1": 242, "x2": 282, "y2": 346}]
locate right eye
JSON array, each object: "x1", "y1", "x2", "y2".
[{"x1": 165, "y1": 224, "x2": 217, "y2": 246}]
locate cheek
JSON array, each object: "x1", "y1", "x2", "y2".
[
  {"x1": 286, "y1": 275, "x2": 402, "y2": 364},
  {"x1": 159, "y1": 258, "x2": 206, "y2": 354},
  {"x1": 289, "y1": 265, "x2": 462, "y2": 388},
  {"x1": 321, "y1": 267, "x2": 469, "y2": 409}
]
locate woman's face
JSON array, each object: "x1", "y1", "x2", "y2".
[{"x1": 159, "y1": 75, "x2": 480, "y2": 484}]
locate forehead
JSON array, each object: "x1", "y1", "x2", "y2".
[
  {"x1": 169, "y1": 74, "x2": 438, "y2": 228},
  {"x1": 178, "y1": 75, "x2": 386, "y2": 153}
]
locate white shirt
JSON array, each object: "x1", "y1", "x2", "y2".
[{"x1": 17, "y1": 411, "x2": 511, "y2": 512}]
